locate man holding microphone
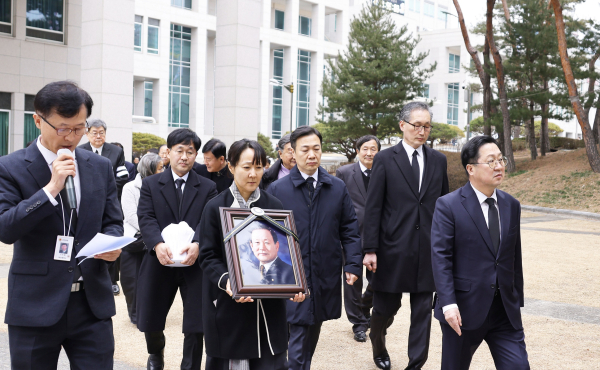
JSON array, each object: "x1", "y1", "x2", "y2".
[{"x1": 0, "y1": 81, "x2": 123, "y2": 369}]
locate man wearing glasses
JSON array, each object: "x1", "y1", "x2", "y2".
[
  {"x1": 363, "y1": 101, "x2": 449, "y2": 370},
  {"x1": 431, "y1": 136, "x2": 529, "y2": 370},
  {"x1": 0, "y1": 81, "x2": 123, "y2": 369}
]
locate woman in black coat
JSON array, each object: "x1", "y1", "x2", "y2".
[{"x1": 199, "y1": 139, "x2": 305, "y2": 370}]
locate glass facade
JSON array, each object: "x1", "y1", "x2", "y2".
[
  {"x1": 26, "y1": 0, "x2": 64, "y2": 42},
  {"x1": 171, "y1": 0, "x2": 192, "y2": 9},
  {"x1": 298, "y1": 16, "x2": 311, "y2": 36},
  {"x1": 272, "y1": 49, "x2": 284, "y2": 139},
  {"x1": 169, "y1": 24, "x2": 191, "y2": 128},
  {"x1": 449, "y1": 53, "x2": 460, "y2": 73},
  {"x1": 408, "y1": 0, "x2": 420, "y2": 13},
  {"x1": 134, "y1": 15, "x2": 142, "y2": 52},
  {"x1": 438, "y1": 6, "x2": 448, "y2": 21},
  {"x1": 0, "y1": 111, "x2": 8, "y2": 156},
  {"x1": 274, "y1": 10, "x2": 284, "y2": 30},
  {"x1": 424, "y1": 1, "x2": 434, "y2": 17},
  {"x1": 24, "y1": 113, "x2": 40, "y2": 147},
  {"x1": 296, "y1": 50, "x2": 311, "y2": 128},
  {"x1": 421, "y1": 83, "x2": 429, "y2": 99},
  {"x1": 148, "y1": 18, "x2": 159, "y2": 54},
  {"x1": 144, "y1": 82, "x2": 153, "y2": 117},
  {"x1": 0, "y1": 0, "x2": 11, "y2": 34},
  {"x1": 447, "y1": 83, "x2": 459, "y2": 125}
]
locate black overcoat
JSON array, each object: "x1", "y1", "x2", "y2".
[
  {"x1": 363, "y1": 142, "x2": 449, "y2": 293},
  {"x1": 267, "y1": 166, "x2": 362, "y2": 326},
  {"x1": 199, "y1": 189, "x2": 289, "y2": 359},
  {"x1": 136, "y1": 169, "x2": 217, "y2": 333}
]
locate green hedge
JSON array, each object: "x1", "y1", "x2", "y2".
[{"x1": 512, "y1": 137, "x2": 585, "y2": 151}]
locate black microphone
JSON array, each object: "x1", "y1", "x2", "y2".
[{"x1": 57, "y1": 149, "x2": 77, "y2": 210}]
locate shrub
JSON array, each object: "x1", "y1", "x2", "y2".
[
  {"x1": 511, "y1": 137, "x2": 585, "y2": 151},
  {"x1": 444, "y1": 151, "x2": 469, "y2": 192}
]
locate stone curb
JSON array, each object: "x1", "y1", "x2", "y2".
[{"x1": 521, "y1": 205, "x2": 600, "y2": 221}]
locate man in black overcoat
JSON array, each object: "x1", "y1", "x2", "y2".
[
  {"x1": 137, "y1": 128, "x2": 217, "y2": 370},
  {"x1": 363, "y1": 102, "x2": 449, "y2": 370}
]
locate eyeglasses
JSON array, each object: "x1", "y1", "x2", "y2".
[
  {"x1": 471, "y1": 156, "x2": 508, "y2": 169},
  {"x1": 88, "y1": 131, "x2": 106, "y2": 137},
  {"x1": 39, "y1": 115, "x2": 87, "y2": 136},
  {"x1": 404, "y1": 120, "x2": 432, "y2": 132}
]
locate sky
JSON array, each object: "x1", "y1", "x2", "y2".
[{"x1": 458, "y1": 0, "x2": 599, "y2": 29}]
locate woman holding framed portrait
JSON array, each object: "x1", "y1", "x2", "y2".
[{"x1": 199, "y1": 139, "x2": 305, "y2": 370}]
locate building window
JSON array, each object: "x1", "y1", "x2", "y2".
[
  {"x1": 0, "y1": 0, "x2": 11, "y2": 35},
  {"x1": 274, "y1": 10, "x2": 284, "y2": 30},
  {"x1": 272, "y1": 49, "x2": 284, "y2": 139},
  {"x1": 26, "y1": 0, "x2": 65, "y2": 43},
  {"x1": 0, "y1": 110, "x2": 8, "y2": 156},
  {"x1": 420, "y1": 83, "x2": 429, "y2": 99},
  {"x1": 447, "y1": 83, "x2": 459, "y2": 125},
  {"x1": 449, "y1": 53, "x2": 460, "y2": 73},
  {"x1": 144, "y1": 82, "x2": 153, "y2": 117},
  {"x1": 148, "y1": 18, "x2": 160, "y2": 54},
  {"x1": 24, "y1": 113, "x2": 40, "y2": 147},
  {"x1": 424, "y1": 1, "x2": 434, "y2": 17},
  {"x1": 169, "y1": 24, "x2": 191, "y2": 128},
  {"x1": 438, "y1": 6, "x2": 448, "y2": 21},
  {"x1": 298, "y1": 16, "x2": 311, "y2": 36},
  {"x1": 134, "y1": 15, "x2": 142, "y2": 52},
  {"x1": 171, "y1": 0, "x2": 191, "y2": 10},
  {"x1": 408, "y1": 0, "x2": 420, "y2": 13},
  {"x1": 296, "y1": 50, "x2": 311, "y2": 127}
]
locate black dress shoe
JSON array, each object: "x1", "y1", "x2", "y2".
[
  {"x1": 112, "y1": 284, "x2": 120, "y2": 296},
  {"x1": 373, "y1": 351, "x2": 391, "y2": 370},
  {"x1": 354, "y1": 330, "x2": 367, "y2": 342},
  {"x1": 147, "y1": 351, "x2": 164, "y2": 370}
]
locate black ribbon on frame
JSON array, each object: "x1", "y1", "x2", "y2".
[{"x1": 223, "y1": 207, "x2": 299, "y2": 243}]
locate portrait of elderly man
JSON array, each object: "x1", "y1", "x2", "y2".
[{"x1": 241, "y1": 223, "x2": 296, "y2": 286}]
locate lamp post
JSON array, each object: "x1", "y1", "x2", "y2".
[{"x1": 270, "y1": 78, "x2": 294, "y2": 136}]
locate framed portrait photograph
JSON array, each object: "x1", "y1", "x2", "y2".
[{"x1": 219, "y1": 207, "x2": 308, "y2": 299}]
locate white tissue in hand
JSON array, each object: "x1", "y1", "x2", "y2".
[{"x1": 161, "y1": 222, "x2": 195, "y2": 267}]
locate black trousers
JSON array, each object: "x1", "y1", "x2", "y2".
[
  {"x1": 343, "y1": 271, "x2": 373, "y2": 333},
  {"x1": 8, "y1": 290, "x2": 114, "y2": 370},
  {"x1": 440, "y1": 293, "x2": 530, "y2": 370},
  {"x1": 288, "y1": 322, "x2": 323, "y2": 370},
  {"x1": 109, "y1": 255, "x2": 120, "y2": 284},
  {"x1": 120, "y1": 250, "x2": 144, "y2": 324},
  {"x1": 145, "y1": 331, "x2": 203, "y2": 370},
  {"x1": 205, "y1": 351, "x2": 287, "y2": 370},
  {"x1": 370, "y1": 291, "x2": 433, "y2": 370}
]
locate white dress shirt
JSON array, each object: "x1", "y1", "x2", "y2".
[
  {"x1": 90, "y1": 143, "x2": 104, "y2": 155},
  {"x1": 442, "y1": 183, "x2": 501, "y2": 314},
  {"x1": 38, "y1": 137, "x2": 82, "y2": 214},
  {"x1": 358, "y1": 161, "x2": 371, "y2": 176},
  {"x1": 299, "y1": 169, "x2": 318, "y2": 188},
  {"x1": 171, "y1": 168, "x2": 189, "y2": 192},
  {"x1": 260, "y1": 258, "x2": 277, "y2": 274},
  {"x1": 401, "y1": 140, "x2": 424, "y2": 191}
]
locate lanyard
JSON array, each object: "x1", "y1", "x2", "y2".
[{"x1": 58, "y1": 193, "x2": 75, "y2": 236}]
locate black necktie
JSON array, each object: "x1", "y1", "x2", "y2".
[
  {"x1": 175, "y1": 178, "x2": 185, "y2": 218},
  {"x1": 365, "y1": 169, "x2": 371, "y2": 177},
  {"x1": 95, "y1": 150, "x2": 99, "y2": 155},
  {"x1": 412, "y1": 150, "x2": 420, "y2": 191},
  {"x1": 485, "y1": 198, "x2": 500, "y2": 256},
  {"x1": 306, "y1": 177, "x2": 315, "y2": 200}
]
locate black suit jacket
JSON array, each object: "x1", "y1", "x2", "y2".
[
  {"x1": 336, "y1": 162, "x2": 368, "y2": 242},
  {"x1": 431, "y1": 183, "x2": 524, "y2": 330},
  {"x1": 363, "y1": 142, "x2": 449, "y2": 293},
  {"x1": 79, "y1": 142, "x2": 128, "y2": 199},
  {"x1": 0, "y1": 141, "x2": 123, "y2": 327},
  {"x1": 260, "y1": 158, "x2": 284, "y2": 190},
  {"x1": 242, "y1": 257, "x2": 296, "y2": 285},
  {"x1": 192, "y1": 162, "x2": 233, "y2": 194},
  {"x1": 136, "y1": 168, "x2": 217, "y2": 333}
]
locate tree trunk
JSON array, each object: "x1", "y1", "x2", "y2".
[
  {"x1": 541, "y1": 78, "x2": 550, "y2": 155},
  {"x1": 486, "y1": 0, "x2": 515, "y2": 172},
  {"x1": 584, "y1": 50, "x2": 600, "y2": 145},
  {"x1": 550, "y1": 0, "x2": 600, "y2": 172},
  {"x1": 483, "y1": 39, "x2": 492, "y2": 137},
  {"x1": 496, "y1": 115, "x2": 505, "y2": 154},
  {"x1": 594, "y1": 103, "x2": 600, "y2": 144},
  {"x1": 528, "y1": 114, "x2": 537, "y2": 160}
]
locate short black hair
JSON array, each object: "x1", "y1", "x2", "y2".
[
  {"x1": 356, "y1": 135, "x2": 381, "y2": 152},
  {"x1": 159, "y1": 144, "x2": 168, "y2": 151},
  {"x1": 250, "y1": 222, "x2": 279, "y2": 244},
  {"x1": 277, "y1": 134, "x2": 292, "y2": 151},
  {"x1": 167, "y1": 128, "x2": 201, "y2": 151},
  {"x1": 111, "y1": 142, "x2": 123, "y2": 150},
  {"x1": 34, "y1": 81, "x2": 93, "y2": 118},
  {"x1": 461, "y1": 135, "x2": 500, "y2": 176},
  {"x1": 202, "y1": 138, "x2": 227, "y2": 159},
  {"x1": 290, "y1": 126, "x2": 322, "y2": 149},
  {"x1": 147, "y1": 148, "x2": 159, "y2": 154},
  {"x1": 228, "y1": 139, "x2": 267, "y2": 167}
]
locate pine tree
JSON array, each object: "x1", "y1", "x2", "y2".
[{"x1": 317, "y1": 0, "x2": 435, "y2": 161}]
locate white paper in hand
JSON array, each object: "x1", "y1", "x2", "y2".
[
  {"x1": 161, "y1": 222, "x2": 195, "y2": 267},
  {"x1": 76, "y1": 233, "x2": 136, "y2": 264}
]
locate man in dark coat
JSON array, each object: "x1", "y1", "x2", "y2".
[
  {"x1": 267, "y1": 126, "x2": 363, "y2": 370},
  {"x1": 192, "y1": 138, "x2": 233, "y2": 193},
  {"x1": 261, "y1": 134, "x2": 296, "y2": 190},
  {"x1": 363, "y1": 102, "x2": 449, "y2": 370},
  {"x1": 335, "y1": 134, "x2": 381, "y2": 342},
  {"x1": 137, "y1": 128, "x2": 218, "y2": 370},
  {"x1": 0, "y1": 81, "x2": 123, "y2": 369},
  {"x1": 431, "y1": 136, "x2": 529, "y2": 370}
]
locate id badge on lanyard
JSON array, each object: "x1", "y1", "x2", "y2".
[{"x1": 54, "y1": 194, "x2": 75, "y2": 262}]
